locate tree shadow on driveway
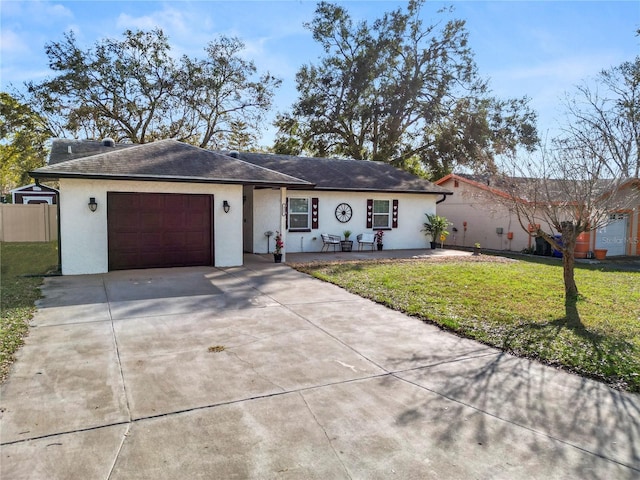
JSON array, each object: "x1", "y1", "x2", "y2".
[{"x1": 382, "y1": 299, "x2": 640, "y2": 478}]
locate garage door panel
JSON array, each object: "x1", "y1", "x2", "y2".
[
  {"x1": 186, "y1": 231, "x2": 209, "y2": 246},
  {"x1": 108, "y1": 192, "x2": 213, "y2": 270},
  {"x1": 186, "y1": 211, "x2": 209, "y2": 224},
  {"x1": 164, "y1": 197, "x2": 185, "y2": 211},
  {"x1": 188, "y1": 196, "x2": 209, "y2": 209},
  {"x1": 112, "y1": 232, "x2": 141, "y2": 249},
  {"x1": 110, "y1": 193, "x2": 133, "y2": 210},
  {"x1": 140, "y1": 213, "x2": 164, "y2": 230},
  {"x1": 140, "y1": 195, "x2": 164, "y2": 210},
  {"x1": 164, "y1": 232, "x2": 187, "y2": 248},
  {"x1": 166, "y1": 216, "x2": 186, "y2": 230},
  {"x1": 116, "y1": 212, "x2": 141, "y2": 230},
  {"x1": 139, "y1": 232, "x2": 164, "y2": 248},
  {"x1": 140, "y1": 251, "x2": 166, "y2": 265},
  {"x1": 111, "y1": 252, "x2": 140, "y2": 269}
]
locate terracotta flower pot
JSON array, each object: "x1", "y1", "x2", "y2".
[{"x1": 593, "y1": 249, "x2": 607, "y2": 260}]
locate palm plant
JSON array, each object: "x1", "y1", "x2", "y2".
[{"x1": 422, "y1": 214, "x2": 450, "y2": 248}]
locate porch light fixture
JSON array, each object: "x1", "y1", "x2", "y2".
[
  {"x1": 223, "y1": 200, "x2": 231, "y2": 213},
  {"x1": 88, "y1": 197, "x2": 98, "y2": 212}
]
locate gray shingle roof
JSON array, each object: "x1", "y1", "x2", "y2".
[
  {"x1": 48, "y1": 139, "x2": 136, "y2": 164},
  {"x1": 32, "y1": 140, "x2": 312, "y2": 187},
  {"x1": 234, "y1": 152, "x2": 451, "y2": 195},
  {"x1": 35, "y1": 138, "x2": 452, "y2": 195}
]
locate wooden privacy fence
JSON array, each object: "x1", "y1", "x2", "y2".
[{"x1": 0, "y1": 204, "x2": 58, "y2": 242}]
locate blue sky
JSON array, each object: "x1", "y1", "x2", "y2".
[{"x1": 1, "y1": 0, "x2": 638, "y2": 146}]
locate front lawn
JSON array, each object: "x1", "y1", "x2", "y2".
[
  {"x1": 294, "y1": 256, "x2": 640, "y2": 393},
  {"x1": 0, "y1": 242, "x2": 58, "y2": 382}
]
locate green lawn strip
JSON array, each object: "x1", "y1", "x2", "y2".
[
  {"x1": 0, "y1": 242, "x2": 59, "y2": 382},
  {"x1": 295, "y1": 258, "x2": 640, "y2": 392}
]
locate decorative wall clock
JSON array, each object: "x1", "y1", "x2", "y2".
[{"x1": 335, "y1": 203, "x2": 353, "y2": 223}]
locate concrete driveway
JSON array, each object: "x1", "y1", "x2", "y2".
[{"x1": 1, "y1": 253, "x2": 639, "y2": 479}]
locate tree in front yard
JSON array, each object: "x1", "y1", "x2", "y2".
[
  {"x1": 498, "y1": 54, "x2": 639, "y2": 303},
  {"x1": 500, "y1": 147, "x2": 636, "y2": 301}
]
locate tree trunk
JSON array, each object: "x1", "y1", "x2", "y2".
[
  {"x1": 561, "y1": 223, "x2": 579, "y2": 300},
  {"x1": 562, "y1": 248, "x2": 578, "y2": 300}
]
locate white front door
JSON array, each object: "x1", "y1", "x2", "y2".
[{"x1": 595, "y1": 214, "x2": 628, "y2": 256}]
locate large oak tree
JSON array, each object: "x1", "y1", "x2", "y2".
[
  {"x1": 23, "y1": 29, "x2": 280, "y2": 149},
  {"x1": 273, "y1": 1, "x2": 538, "y2": 177}
]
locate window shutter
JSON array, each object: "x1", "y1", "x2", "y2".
[
  {"x1": 285, "y1": 198, "x2": 289, "y2": 230},
  {"x1": 366, "y1": 199, "x2": 373, "y2": 228},
  {"x1": 392, "y1": 199, "x2": 399, "y2": 228},
  {"x1": 311, "y1": 197, "x2": 319, "y2": 229}
]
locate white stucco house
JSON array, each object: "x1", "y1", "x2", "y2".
[{"x1": 30, "y1": 139, "x2": 452, "y2": 275}]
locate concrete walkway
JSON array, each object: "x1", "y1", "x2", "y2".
[{"x1": 1, "y1": 252, "x2": 638, "y2": 479}]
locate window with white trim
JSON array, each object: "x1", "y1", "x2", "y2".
[
  {"x1": 372, "y1": 200, "x2": 390, "y2": 228},
  {"x1": 288, "y1": 197, "x2": 310, "y2": 230}
]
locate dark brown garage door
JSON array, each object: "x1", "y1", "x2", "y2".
[{"x1": 108, "y1": 192, "x2": 213, "y2": 270}]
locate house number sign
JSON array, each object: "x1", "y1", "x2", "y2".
[{"x1": 335, "y1": 203, "x2": 353, "y2": 223}]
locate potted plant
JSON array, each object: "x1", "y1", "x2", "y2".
[
  {"x1": 375, "y1": 230, "x2": 384, "y2": 250},
  {"x1": 341, "y1": 230, "x2": 353, "y2": 252},
  {"x1": 422, "y1": 214, "x2": 450, "y2": 249},
  {"x1": 473, "y1": 242, "x2": 481, "y2": 256},
  {"x1": 593, "y1": 248, "x2": 607, "y2": 260},
  {"x1": 273, "y1": 231, "x2": 284, "y2": 263}
]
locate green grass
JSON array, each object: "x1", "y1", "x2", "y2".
[
  {"x1": 294, "y1": 256, "x2": 640, "y2": 393},
  {"x1": 0, "y1": 242, "x2": 58, "y2": 382}
]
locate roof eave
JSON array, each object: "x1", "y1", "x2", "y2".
[
  {"x1": 301, "y1": 186, "x2": 453, "y2": 195},
  {"x1": 29, "y1": 170, "x2": 313, "y2": 188}
]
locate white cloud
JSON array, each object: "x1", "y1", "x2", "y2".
[
  {"x1": 502, "y1": 56, "x2": 614, "y2": 84},
  {"x1": 44, "y1": 3, "x2": 73, "y2": 19},
  {"x1": 113, "y1": 6, "x2": 214, "y2": 58},
  {"x1": 0, "y1": 29, "x2": 30, "y2": 55},
  {"x1": 116, "y1": 13, "x2": 160, "y2": 32}
]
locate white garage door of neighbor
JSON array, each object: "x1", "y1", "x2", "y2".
[{"x1": 595, "y1": 214, "x2": 628, "y2": 256}]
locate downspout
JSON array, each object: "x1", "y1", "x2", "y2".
[{"x1": 436, "y1": 194, "x2": 448, "y2": 204}]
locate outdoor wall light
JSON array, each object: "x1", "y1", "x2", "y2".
[
  {"x1": 88, "y1": 197, "x2": 98, "y2": 212},
  {"x1": 223, "y1": 200, "x2": 231, "y2": 213}
]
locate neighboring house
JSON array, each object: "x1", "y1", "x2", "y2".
[
  {"x1": 10, "y1": 183, "x2": 58, "y2": 204},
  {"x1": 435, "y1": 173, "x2": 640, "y2": 257},
  {"x1": 30, "y1": 139, "x2": 451, "y2": 274}
]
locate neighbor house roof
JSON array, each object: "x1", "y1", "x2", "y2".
[
  {"x1": 436, "y1": 172, "x2": 624, "y2": 204},
  {"x1": 32, "y1": 139, "x2": 313, "y2": 187},
  {"x1": 234, "y1": 151, "x2": 451, "y2": 195}
]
